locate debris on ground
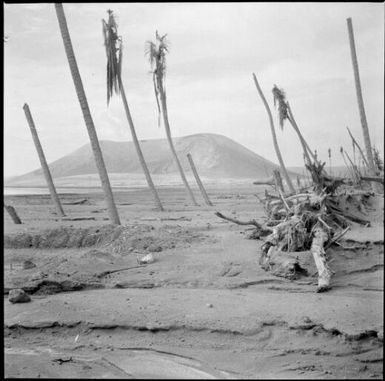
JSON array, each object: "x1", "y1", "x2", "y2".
[
  {"x1": 137, "y1": 253, "x2": 155, "y2": 265},
  {"x1": 216, "y1": 161, "x2": 384, "y2": 292}
]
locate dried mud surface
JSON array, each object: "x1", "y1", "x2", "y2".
[{"x1": 4, "y1": 185, "x2": 384, "y2": 379}]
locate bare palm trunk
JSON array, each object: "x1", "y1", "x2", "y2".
[
  {"x1": 252, "y1": 74, "x2": 295, "y2": 194},
  {"x1": 23, "y1": 103, "x2": 65, "y2": 217},
  {"x1": 286, "y1": 103, "x2": 317, "y2": 165},
  {"x1": 55, "y1": 3, "x2": 120, "y2": 225},
  {"x1": 159, "y1": 85, "x2": 198, "y2": 206},
  {"x1": 4, "y1": 203, "x2": 22, "y2": 224},
  {"x1": 347, "y1": 18, "x2": 380, "y2": 193},
  {"x1": 187, "y1": 153, "x2": 213, "y2": 206},
  {"x1": 119, "y1": 79, "x2": 164, "y2": 211}
]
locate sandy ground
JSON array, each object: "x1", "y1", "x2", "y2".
[{"x1": 3, "y1": 184, "x2": 384, "y2": 379}]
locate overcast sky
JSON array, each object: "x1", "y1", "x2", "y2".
[{"x1": 4, "y1": 2, "x2": 384, "y2": 177}]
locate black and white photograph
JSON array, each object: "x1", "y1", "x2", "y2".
[{"x1": 4, "y1": 2, "x2": 384, "y2": 379}]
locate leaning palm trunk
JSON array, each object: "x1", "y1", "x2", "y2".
[
  {"x1": 286, "y1": 103, "x2": 318, "y2": 165},
  {"x1": 55, "y1": 3, "x2": 120, "y2": 225},
  {"x1": 252, "y1": 74, "x2": 295, "y2": 194},
  {"x1": 102, "y1": 11, "x2": 164, "y2": 211},
  {"x1": 159, "y1": 85, "x2": 198, "y2": 205},
  {"x1": 146, "y1": 32, "x2": 198, "y2": 206},
  {"x1": 187, "y1": 153, "x2": 213, "y2": 206},
  {"x1": 347, "y1": 18, "x2": 381, "y2": 193},
  {"x1": 23, "y1": 103, "x2": 65, "y2": 217},
  {"x1": 119, "y1": 79, "x2": 164, "y2": 211}
]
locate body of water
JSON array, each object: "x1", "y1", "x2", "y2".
[{"x1": 3, "y1": 187, "x2": 104, "y2": 196}]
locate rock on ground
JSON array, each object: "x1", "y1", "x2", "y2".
[{"x1": 8, "y1": 289, "x2": 31, "y2": 304}]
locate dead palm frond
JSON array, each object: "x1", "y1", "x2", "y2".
[
  {"x1": 145, "y1": 31, "x2": 170, "y2": 127},
  {"x1": 272, "y1": 85, "x2": 289, "y2": 129},
  {"x1": 102, "y1": 9, "x2": 123, "y2": 104}
]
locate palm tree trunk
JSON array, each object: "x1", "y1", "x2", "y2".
[
  {"x1": 286, "y1": 103, "x2": 317, "y2": 165},
  {"x1": 187, "y1": 153, "x2": 213, "y2": 206},
  {"x1": 158, "y1": 85, "x2": 198, "y2": 206},
  {"x1": 23, "y1": 103, "x2": 65, "y2": 217},
  {"x1": 252, "y1": 74, "x2": 295, "y2": 194},
  {"x1": 346, "y1": 18, "x2": 380, "y2": 193},
  {"x1": 55, "y1": 3, "x2": 120, "y2": 225},
  {"x1": 118, "y1": 79, "x2": 164, "y2": 211}
]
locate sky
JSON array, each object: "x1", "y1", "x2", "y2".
[{"x1": 4, "y1": 2, "x2": 384, "y2": 177}]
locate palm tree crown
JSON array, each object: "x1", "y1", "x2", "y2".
[
  {"x1": 145, "y1": 31, "x2": 169, "y2": 126},
  {"x1": 102, "y1": 10, "x2": 123, "y2": 104},
  {"x1": 272, "y1": 85, "x2": 289, "y2": 129}
]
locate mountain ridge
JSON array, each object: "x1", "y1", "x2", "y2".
[{"x1": 6, "y1": 133, "x2": 296, "y2": 186}]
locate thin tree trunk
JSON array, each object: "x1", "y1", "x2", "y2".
[
  {"x1": 252, "y1": 73, "x2": 295, "y2": 194},
  {"x1": 286, "y1": 103, "x2": 317, "y2": 165},
  {"x1": 158, "y1": 85, "x2": 198, "y2": 206},
  {"x1": 187, "y1": 153, "x2": 213, "y2": 206},
  {"x1": 119, "y1": 79, "x2": 164, "y2": 211},
  {"x1": 346, "y1": 18, "x2": 380, "y2": 193},
  {"x1": 346, "y1": 126, "x2": 369, "y2": 168},
  {"x1": 344, "y1": 149, "x2": 361, "y2": 184},
  {"x1": 55, "y1": 3, "x2": 120, "y2": 225},
  {"x1": 23, "y1": 103, "x2": 65, "y2": 217},
  {"x1": 4, "y1": 203, "x2": 22, "y2": 224},
  {"x1": 311, "y1": 225, "x2": 332, "y2": 292}
]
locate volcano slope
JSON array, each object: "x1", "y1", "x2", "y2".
[
  {"x1": 6, "y1": 133, "x2": 287, "y2": 188},
  {"x1": 4, "y1": 183, "x2": 383, "y2": 379}
]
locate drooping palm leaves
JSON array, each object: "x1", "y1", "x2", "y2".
[
  {"x1": 272, "y1": 85, "x2": 320, "y2": 168},
  {"x1": 102, "y1": 9, "x2": 123, "y2": 104},
  {"x1": 145, "y1": 31, "x2": 198, "y2": 206},
  {"x1": 101, "y1": 10, "x2": 164, "y2": 211},
  {"x1": 272, "y1": 85, "x2": 289, "y2": 129},
  {"x1": 145, "y1": 31, "x2": 169, "y2": 127}
]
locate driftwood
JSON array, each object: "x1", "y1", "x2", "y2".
[{"x1": 214, "y1": 211, "x2": 271, "y2": 231}]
